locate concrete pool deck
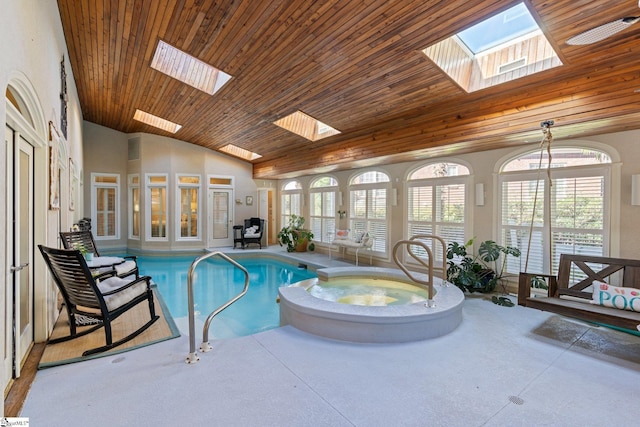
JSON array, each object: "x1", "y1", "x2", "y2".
[{"x1": 20, "y1": 247, "x2": 640, "y2": 426}]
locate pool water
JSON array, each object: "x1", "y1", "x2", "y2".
[
  {"x1": 308, "y1": 278, "x2": 430, "y2": 306},
  {"x1": 135, "y1": 255, "x2": 317, "y2": 339}
]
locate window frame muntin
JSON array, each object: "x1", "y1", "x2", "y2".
[
  {"x1": 91, "y1": 172, "x2": 120, "y2": 240},
  {"x1": 348, "y1": 169, "x2": 391, "y2": 258},
  {"x1": 128, "y1": 173, "x2": 140, "y2": 240},
  {"x1": 309, "y1": 175, "x2": 339, "y2": 245},
  {"x1": 175, "y1": 173, "x2": 202, "y2": 241},
  {"x1": 145, "y1": 173, "x2": 169, "y2": 242}
]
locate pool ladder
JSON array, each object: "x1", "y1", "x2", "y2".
[
  {"x1": 185, "y1": 251, "x2": 250, "y2": 364},
  {"x1": 392, "y1": 235, "x2": 448, "y2": 308}
]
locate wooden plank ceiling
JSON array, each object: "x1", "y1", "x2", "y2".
[{"x1": 58, "y1": 0, "x2": 640, "y2": 179}]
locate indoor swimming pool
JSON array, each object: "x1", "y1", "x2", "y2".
[{"x1": 135, "y1": 254, "x2": 317, "y2": 339}]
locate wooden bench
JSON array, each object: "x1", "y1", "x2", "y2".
[{"x1": 518, "y1": 254, "x2": 640, "y2": 331}]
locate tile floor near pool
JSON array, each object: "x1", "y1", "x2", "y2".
[{"x1": 20, "y1": 246, "x2": 640, "y2": 426}]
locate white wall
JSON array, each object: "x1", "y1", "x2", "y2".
[
  {"x1": 279, "y1": 130, "x2": 640, "y2": 264},
  {"x1": 1, "y1": 0, "x2": 84, "y2": 409},
  {"x1": 83, "y1": 121, "x2": 260, "y2": 251}
]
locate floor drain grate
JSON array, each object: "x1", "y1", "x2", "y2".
[{"x1": 509, "y1": 395, "x2": 524, "y2": 405}]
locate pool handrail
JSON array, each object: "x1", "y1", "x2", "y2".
[
  {"x1": 392, "y1": 235, "x2": 448, "y2": 307},
  {"x1": 186, "y1": 251, "x2": 249, "y2": 364},
  {"x1": 408, "y1": 234, "x2": 447, "y2": 278}
]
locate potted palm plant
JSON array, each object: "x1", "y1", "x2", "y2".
[{"x1": 277, "y1": 214, "x2": 315, "y2": 252}]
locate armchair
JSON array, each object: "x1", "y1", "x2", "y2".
[{"x1": 243, "y1": 217, "x2": 265, "y2": 249}]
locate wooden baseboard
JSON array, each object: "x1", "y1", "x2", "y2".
[{"x1": 3, "y1": 343, "x2": 46, "y2": 417}]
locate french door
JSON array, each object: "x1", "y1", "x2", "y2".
[
  {"x1": 207, "y1": 189, "x2": 233, "y2": 247},
  {"x1": 4, "y1": 125, "x2": 34, "y2": 390}
]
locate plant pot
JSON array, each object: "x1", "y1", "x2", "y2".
[
  {"x1": 293, "y1": 230, "x2": 311, "y2": 252},
  {"x1": 476, "y1": 268, "x2": 496, "y2": 293},
  {"x1": 295, "y1": 238, "x2": 308, "y2": 252}
]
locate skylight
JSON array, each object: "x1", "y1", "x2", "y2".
[
  {"x1": 133, "y1": 109, "x2": 182, "y2": 133},
  {"x1": 458, "y1": 3, "x2": 538, "y2": 54},
  {"x1": 423, "y1": 2, "x2": 562, "y2": 92},
  {"x1": 273, "y1": 111, "x2": 341, "y2": 141},
  {"x1": 219, "y1": 144, "x2": 262, "y2": 161},
  {"x1": 151, "y1": 40, "x2": 232, "y2": 95}
]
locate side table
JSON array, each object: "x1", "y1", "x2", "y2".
[{"x1": 233, "y1": 225, "x2": 244, "y2": 249}]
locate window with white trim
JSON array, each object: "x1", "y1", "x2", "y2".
[
  {"x1": 349, "y1": 171, "x2": 389, "y2": 254},
  {"x1": 281, "y1": 180, "x2": 302, "y2": 228},
  {"x1": 128, "y1": 174, "x2": 140, "y2": 239},
  {"x1": 407, "y1": 162, "x2": 469, "y2": 260},
  {"x1": 499, "y1": 147, "x2": 611, "y2": 277},
  {"x1": 176, "y1": 174, "x2": 201, "y2": 240},
  {"x1": 91, "y1": 173, "x2": 119, "y2": 239},
  {"x1": 310, "y1": 176, "x2": 338, "y2": 243},
  {"x1": 146, "y1": 174, "x2": 168, "y2": 241}
]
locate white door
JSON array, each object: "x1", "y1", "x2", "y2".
[
  {"x1": 258, "y1": 189, "x2": 271, "y2": 247},
  {"x1": 4, "y1": 126, "x2": 34, "y2": 387},
  {"x1": 208, "y1": 189, "x2": 233, "y2": 247}
]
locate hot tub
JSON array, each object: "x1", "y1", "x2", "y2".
[{"x1": 279, "y1": 267, "x2": 464, "y2": 343}]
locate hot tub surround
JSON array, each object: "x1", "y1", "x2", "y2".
[{"x1": 279, "y1": 267, "x2": 464, "y2": 343}]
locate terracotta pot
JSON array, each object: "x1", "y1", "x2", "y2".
[
  {"x1": 295, "y1": 238, "x2": 308, "y2": 252},
  {"x1": 293, "y1": 230, "x2": 310, "y2": 252}
]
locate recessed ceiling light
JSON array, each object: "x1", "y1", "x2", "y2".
[
  {"x1": 273, "y1": 111, "x2": 341, "y2": 141},
  {"x1": 133, "y1": 109, "x2": 182, "y2": 133},
  {"x1": 151, "y1": 40, "x2": 232, "y2": 95},
  {"x1": 220, "y1": 144, "x2": 262, "y2": 161}
]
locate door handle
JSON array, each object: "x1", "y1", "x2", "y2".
[{"x1": 10, "y1": 262, "x2": 29, "y2": 273}]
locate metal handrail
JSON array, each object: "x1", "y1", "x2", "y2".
[
  {"x1": 392, "y1": 235, "x2": 448, "y2": 308},
  {"x1": 408, "y1": 234, "x2": 447, "y2": 278},
  {"x1": 185, "y1": 251, "x2": 249, "y2": 364}
]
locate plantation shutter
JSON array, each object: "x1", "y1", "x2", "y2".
[
  {"x1": 408, "y1": 182, "x2": 465, "y2": 261},
  {"x1": 500, "y1": 166, "x2": 607, "y2": 277},
  {"x1": 501, "y1": 178, "x2": 545, "y2": 275},
  {"x1": 350, "y1": 188, "x2": 387, "y2": 253},
  {"x1": 551, "y1": 175, "x2": 604, "y2": 258},
  {"x1": 310, "y1": 190, "x2": 336, "y2": 243}
]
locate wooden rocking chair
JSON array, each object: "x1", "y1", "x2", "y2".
[
  {"x1": 60, "y1": 230, "x2": 139, "y2": 279},
  {"x1": 39, "y1": 245, "x2": 159, "y2": 356}
]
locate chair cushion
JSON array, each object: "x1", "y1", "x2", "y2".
[
  {"x1": 336, "y1": 240, "x2": 362, "y2": 248},
  {"x1": 97, "y1": 276, "x2": 147, "y2": 311},
  {"x1": 244, "y1": 225, "x2": 261, "y2": 238},
  {"x1": 335, "y1": 229, "x2": 349, "y2": 239},
  {"x1": 115, "y1": 260, "x2": 137, "y2": 277}
]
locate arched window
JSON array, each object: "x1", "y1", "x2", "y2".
[
  {"x1": 281, "y1": 180, "x2": 302, "y2": 228},
  {"x1": 349, "y1": 171, "x2": 390, "y2": 254},
  {"x1": 407, "y1": 162, "x2": 470, "y2": 258},
  {"x1": 499, "y1": 147, "x2": 612, "y2": 276},
  {"x1": 310, "y1": 176, "x2": 338, "y2": 243}
]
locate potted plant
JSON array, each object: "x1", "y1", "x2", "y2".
[
  {"x1": 446, "y1": 238, "x2": 521, "y2": 295},
  {"x1": 73, "y1": 243, "x2": 94, "y2": 261},
  {"x1": 277, "y1": 214, "x2": 315, "y2": 252}
]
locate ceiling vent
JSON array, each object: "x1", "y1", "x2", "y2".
[{"x1": 498, "y1": 57, "x2": 527, "y2": 74}]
